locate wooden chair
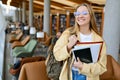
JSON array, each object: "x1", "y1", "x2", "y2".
[
  {"x1": 38, "y1": 32, "x2": 52, "y2": 47},
  {"x1": 11, "y1": 36, "x2": 30, "y2": 49},
  {"x1": 9, "y1": 32, "x2": 23, "y2": 43},
  {"x1": 18, "y1": 61, "x2": 50, "y2": 80},
  {"x1": 41, "y1": 35, "x2": 52, "y2": 47},
  {"x1": 12, "y1": 39, "x2": 37, "y2": 58},
  {"x1": 100, "y1": 55, "x2": 120, "y2": 80},
  {"x1": 9, "y1": 56, "x2": 46, "y2": 76}
]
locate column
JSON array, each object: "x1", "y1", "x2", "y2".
[
  {"x1": 13, "y1": 9, "x2": 19, "y2": 22},
  {"x1": 43, "y1": 0, "x2": 50, "y2": 35},
  {"x1": 29, "y1": 0, "x2": 33, "y2": 27},
  {"x1": 19, "y1": 5, "x2": 22, "y2": 22},
  {"x1": 50, "y1": 14, "x2": 52, "y2": 35},
  {"x1": 15, "y1": 9, "x2": 19, "y2": 22},
  {"x1": 22, "y1": 1, "x2": 26, "y2": 23},
  {"x1": 103, "y1": 0, "x2": 120, "y2": 61}
]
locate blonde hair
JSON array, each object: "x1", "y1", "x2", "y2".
[{"x1": 69, "y1": 3, "x2": 100, "y2": 35}]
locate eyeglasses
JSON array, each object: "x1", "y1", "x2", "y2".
[{"x1": 74, "y1": 11, "x2": 89, "y2": 16}]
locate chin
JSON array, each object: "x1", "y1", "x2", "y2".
[{"x1": 78, "y1": 23, "x2": 86, "y2": 26}]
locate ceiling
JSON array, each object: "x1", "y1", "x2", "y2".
[{"x1": 2, "y1": 0, "x2": 106, "y2": 13}]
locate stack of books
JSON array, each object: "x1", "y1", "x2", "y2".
[{"x1": 72, "y1": 41, "x2": 103, "y2": 63}]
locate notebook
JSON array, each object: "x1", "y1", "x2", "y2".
[{"x1": 72, "y1": 47, "x2": 93, "y2": 63}]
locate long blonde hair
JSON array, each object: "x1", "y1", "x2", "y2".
[{"x1": 69, "y1": 3, "x2": 100, "y2": 36}]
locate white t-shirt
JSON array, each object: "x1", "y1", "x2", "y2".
[{"x1": 80, "y1": 32, "x2": 92, "y2": 42}]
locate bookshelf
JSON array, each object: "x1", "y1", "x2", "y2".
[
  {"x1": 94, "y1": 11, "x2": 104, "y2": 36},
  {"x1": 33, "y1": 10, "x2": 104, "y2": 36},
  {"x1": 33, "y1": 15, "x2": 43, "y2": 32},
  {"x1": 59, "y1": 14, "x2": 66, "y2": 32},
  {"x1": 69, "y1": 13, "x2": 75, "y2": 27},
  {"x1": 51, "y1": 14, "x2": 57, "y2": 35}
]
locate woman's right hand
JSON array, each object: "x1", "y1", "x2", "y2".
[{"x1": 67, "y1": 35, "x2": 78, "y2": 50}]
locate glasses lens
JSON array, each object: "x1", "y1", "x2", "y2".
[
  {"x1": 74, "y1": 12, "x2": 80, "y2": 16},
  {"x1": 82, "y1": 11, "x2": 89, "y2": 15}
]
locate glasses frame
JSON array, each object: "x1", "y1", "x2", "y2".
[{"x1": 74, "y1": 11, "x2": 89, "y2": 16}]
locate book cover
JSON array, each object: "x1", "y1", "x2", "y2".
[{"x1": 72, "y1": 47, "x2": 93, "y2": 63}]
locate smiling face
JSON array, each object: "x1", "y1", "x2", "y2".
[{"x1": 75, "y1": 6, "x2": 90, "y2": 27}]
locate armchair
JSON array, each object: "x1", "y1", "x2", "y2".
[
  {"x1": 9, "y1": 56, "x2": 46, "y2": 76},
  {"x1": 11, "y1": 36, "x2": 30, "y2": 49},
  {"x1": 18, "y1": 61, "x2": 50, "y2": 80},
  {"x1": 17, "y1": 55, "x2": 120, "y2": 80},
  {"x1": 37, "y1": 32, "x2": 52, "y2": 47},
  {"x1": 12, "y1": 39, "x2": 37, "y2": 58},
  {"x1": 11, "y1": 29, "x2": 22, "y2": 34},
  {"x1": 41, "y1": 35, "x2": 52, "y2": 47},
  {"x1": 100, "y1": 55, "x2": 120, "y2": 80},
  {"x1": 9, "y1": 32, "x2": 23, "y2": 43}
]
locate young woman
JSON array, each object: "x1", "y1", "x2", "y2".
[{"x1": 53, "y1": 3, "x2": 107, "y2": 80}]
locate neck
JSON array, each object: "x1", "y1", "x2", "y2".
[{"x1": 79, "y1": 24, "x2": 91, "y2": 35}]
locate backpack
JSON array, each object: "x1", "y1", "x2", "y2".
[
  {"x1": 46, "y1": 30, "x2": 75, "y2": 80},
  {"x1": 46, "y1": 49, "x2": 63, "y2": 80}
]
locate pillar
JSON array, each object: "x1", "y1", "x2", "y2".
[
  {"x1": 22, "y1": 1, "x2": 26, "y2": 23},
  {"x1": 19, "y1": 5, "x2": 22, "y2": 22},
  {"x1": 13, "y1": 9, "x2": 19, "y2": 22},
  {"x1": 43, "y1": 0, "x2": 50, "y2": 35},
  {"x1": 29, "y1": 0, "x2": 33, "y2": 27},
  {"x1": 103, "y1": 0, "x2": 120, "y2": 61}
]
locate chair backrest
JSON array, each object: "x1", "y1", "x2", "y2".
[
  {"x1": 43, "y1": 36, "x2": 52, "y2": 46},
  {"x1": 9, "y1": 56, "x2": 46, "y2": 76},
  {"x1": 37, "y1": 32, "x2": 47, "y2": 42},
  {"x1": 16, "y1": 29, "x2": 22, "y2": 34},
  {"x1": 100, "y1": 55, "x2": 120, "y2": 80},
  {"x1": 24, "y1": 39, "x2": 37, "y2": 52},
  {"x1": 21, "y1": 36, "x2": 30, "y2": 45},
  {"x1": 16, "y1": 32, "x2": 23, "y2": 40},
  {"x1": 18, "y1": 61, "x2": 50, "y2": 80}
]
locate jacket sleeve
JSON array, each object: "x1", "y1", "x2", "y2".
[
  {"x1": 79, "y1": 42, "x2": 107, "y2": 77},
  {"x1": 53, "y1": 30, "x2": 71, "y2": 61}
]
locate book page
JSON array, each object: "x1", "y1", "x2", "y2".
[{"x1": 90, "y1": 44, "x2": 101, "y2": 62}]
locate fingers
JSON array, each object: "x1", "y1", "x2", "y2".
[
  {"x1": 75, "y1": 57, "x2": 80, "y2": 62},
  {"x1": 77, "y1": 57, "x2": 80, "y2": 62},
  {"x1": 67, "y1": 35, "x2": 78, "y2": 50},
  {"x1": 74, "y1": 57, "x2": 83, "y2": 70},
  {"x1": 68, "y1": 35, "x2": 77, "y2": 44},
  {"x1": 69, "y1": 35, "x2": 77, "y2": 40}
]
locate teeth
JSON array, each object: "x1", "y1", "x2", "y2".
[
  {"x1": 79, "y1": 20, "x2": 84, "y2": 21},
  {"x1": 78, "y1": 19, "x2": 84, "y2": 22}
]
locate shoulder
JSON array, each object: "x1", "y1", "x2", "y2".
[
  {"x1": 61, "y1": 28, "x2": 71, "y2": 36},
  {"x1": 62, "y1": 27, "x2": 75, "y2": 35},
  {"x1": 92, "y1": 30, "x2": 104, "y2": 41}
]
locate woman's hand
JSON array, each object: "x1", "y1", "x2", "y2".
[
  {"x1": 73, "y1": 57, "x2": 83, "y2": 70},
  {"x1": 67, "y1": 35, "x2": 78, "y2": 50}
]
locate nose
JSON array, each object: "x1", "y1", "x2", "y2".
[{"x1": 78, "y1": 14, "x2": 84, "y2": 17}]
